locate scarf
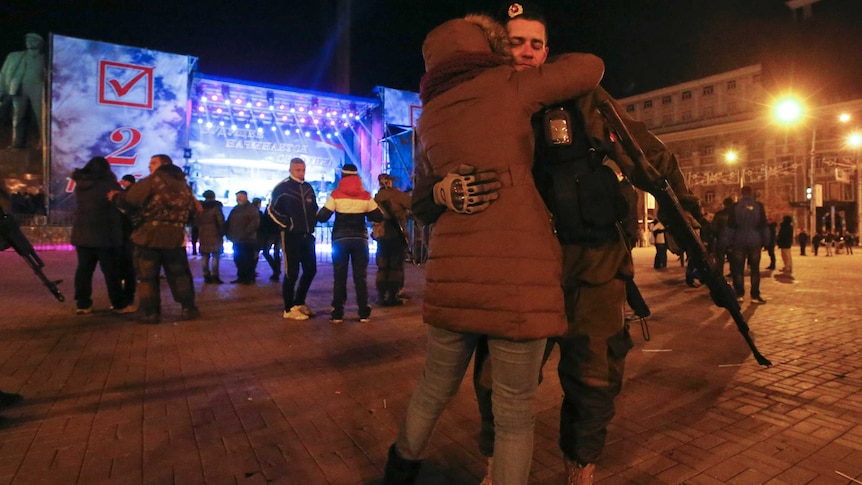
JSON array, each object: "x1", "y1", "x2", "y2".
[
  {"x1": 331, "y1": 175, "x2": 371, "y2": 200},
  {"x1": 419, "y1": 52, "x2": 508, "y2": 105}
]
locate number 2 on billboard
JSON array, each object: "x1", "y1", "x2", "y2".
[{"x1": 107, "y1": 127, "x2": 141, "y2": 165}]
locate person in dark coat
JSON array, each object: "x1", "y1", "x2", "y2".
[
  {"x1": 254, "y1": 197, "x2": 281, "y2": 281},
  {"x1": 711, "y1": 197, "x2": 735, "y2": 275},
  {"x1": 728, "y1": 186, "x2": 768, "y2": 303},
  {"x1": 812, "y1": 230, "x2": 823, "y2": 256},
  {"x1": 796, "y1": 228, "x2": 809, "y2": 256},
  {"x1": 197, "y1": 190, "x2": 225, "y2": 283},
  {"x1": 225, "y1": 190, "x2": 260, "y2": 285},
  {"x1": 764, "y1": 220, "x2": 778, "y2": 270},
  {"x1": 777, "y1": 215, "x2": 794, "y2": 273},
  {"x1": 70, "y1": 156, "x2": 130, "y2": 314}
]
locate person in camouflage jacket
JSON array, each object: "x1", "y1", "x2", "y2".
[{"x1": 111, "y1": 154, "x2": 201, "y2": 323}]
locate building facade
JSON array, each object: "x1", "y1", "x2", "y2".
[{"x1": 619, "y1": 64, "x2": 862, "y2": 235}]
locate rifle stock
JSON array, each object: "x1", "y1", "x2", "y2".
[
  {"x1": 597, "y1": 100, "x2": 771, "y2": 367},
  {"x1": 379, "y1": 199, "x2": 415, "y2": 265},
  {"x1": 0, "y1": 210, "x2": 65, "y2": 302}
]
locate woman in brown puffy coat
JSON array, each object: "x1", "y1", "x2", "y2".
[{"x1": 384, "y1": 14, "x2": 604, "y2": 485}]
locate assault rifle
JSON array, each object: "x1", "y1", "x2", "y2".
[
  {"x1": 379, "y1": 199, "x2": 415, "y2": 265},
  {"x1": 598, "y1": 100, "x2": 771, "y2": 367},
  {"x1": 0, "y1": 207, "x2": 65, "y2": 302}
]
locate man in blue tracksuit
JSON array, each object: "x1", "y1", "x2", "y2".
[{"x1": 268, "y1": 158, "x2": 319, "y2": 320}]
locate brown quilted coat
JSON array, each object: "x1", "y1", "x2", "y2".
[{"x1": 417, "y1": 16, "x2": 605, "y2": 340}]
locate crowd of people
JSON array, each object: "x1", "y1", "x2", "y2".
[
  {"x1": 651, "y1": 185, "x2": 860, "y2": 307},
  {"x1": 6, "y1": 188, "x2": 45, "y2": 215},
  {"x1": 68, "y1": 153, "x2": 415, "y2": 327}
]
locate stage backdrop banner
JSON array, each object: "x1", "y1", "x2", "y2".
[{"x1": 49, "y1": 34, "x2": 195, "y2": 211}]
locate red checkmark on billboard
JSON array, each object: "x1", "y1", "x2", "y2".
[{"x1": 99, "y1": 60, "x2": 154, "y2": 109}]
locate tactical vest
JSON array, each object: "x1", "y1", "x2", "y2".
[{"x1": 532, "y1": 101, "x2": 628, "y2": 247}]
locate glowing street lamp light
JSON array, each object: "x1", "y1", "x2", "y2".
[
  {"x1": 725, "y1": 150, "x2": 738, "y2": 163},
  {"x1": 772, "y1": 95, "x2": 818, "y2": 231},
  {"x1": 725, "y1": 150, "x2": 742, "y2": 187},
  {"x1": 773, "y1": 97, "x2": 804, "y2": 125}
]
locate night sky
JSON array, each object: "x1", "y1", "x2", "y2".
[{"x1": 2, "y1": 0, "x2": 861, "y2": 101}]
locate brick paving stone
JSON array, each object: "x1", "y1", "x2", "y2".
[
  {"x1": 772, "y1": 464, "x2": 820, "y2": 484},
  {"x1": 725, "y1": 467, "x2": 775, "y2": 484},
  {"x1": 703, "y1": 456, "x2": 753, "y2": 482}
]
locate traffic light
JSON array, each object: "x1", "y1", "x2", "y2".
[{"x1": 806, "y1": 186, "x2": 823, "y2": 205}]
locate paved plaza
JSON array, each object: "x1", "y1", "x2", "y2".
[{"x1": 0, "y1": 246, "x2": 861, "y2": 484}]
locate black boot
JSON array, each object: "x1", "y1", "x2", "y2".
[
  {"x1": 382, "y1": 444, "x2": 420, "y2": 485},
  {"x1": 384, "y1": 283, "x2": 403, "y2": 306}
]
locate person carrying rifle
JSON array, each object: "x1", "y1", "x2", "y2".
[{"x1": 373, "y1": 173, "x2": 412, "y2": 306}]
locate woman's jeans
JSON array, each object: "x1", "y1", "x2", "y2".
[{"x1": 396, "y1": 327, "x2": 545, "y2": 485}]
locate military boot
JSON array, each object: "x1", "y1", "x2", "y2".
[{"x1": 564, "y1": 458, "x2": 595, "y2": 485}]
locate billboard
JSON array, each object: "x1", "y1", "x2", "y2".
[{"x1": 49, "y1": 34, "x2": 195, "y2": 212}]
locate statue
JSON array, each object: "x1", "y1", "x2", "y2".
[{"x1": 0, "y1": 33, "x2": 46, "y2": 150}]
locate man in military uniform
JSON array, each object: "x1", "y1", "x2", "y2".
[
  {"x1": 373, "y1": 173, "x2": 412, "y2": 306},
  {"x1": 412, "y1": 3, "x2": 698, "y2": 483},
  {"x1": 110, "y1": 154, "x2": 200, "y2": 323}
]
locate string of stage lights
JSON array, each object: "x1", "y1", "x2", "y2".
[{"x1": 190, "y1": 76, "x2": 379, "y2": 142}]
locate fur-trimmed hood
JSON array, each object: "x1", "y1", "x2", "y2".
[{"x1": 422, "y1": 14, "x2": 511, "y2": 72}]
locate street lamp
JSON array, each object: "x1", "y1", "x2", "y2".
[
  {"x1": 772, "y1": 96, "x2": 814, "y2": 232},
  {"x1": 850, "y1": 131, "x2": 862, "y2": 237},
  {"x1": 725, "y1": 150, "x2": 742, "y2": 187}
]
